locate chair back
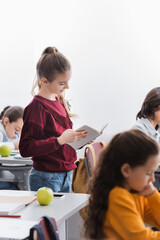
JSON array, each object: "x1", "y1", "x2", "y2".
[
  {"x1": 84, "y1": 141, "x2": 106, "y2": 178},
  {"x1": 29, "y1": 216, "x2": 59, "y2": 240}
]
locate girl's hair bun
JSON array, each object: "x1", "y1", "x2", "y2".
[
  {"x1": 0, "y1": 106, "x2": 11, "y2": 120},
  {"x1": 42, "y1": 46, "x2": 58, "y2": 55}
]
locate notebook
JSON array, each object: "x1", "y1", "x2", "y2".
[{"x1": 0, "y1": 202, "x2": 25, "y2": 215}]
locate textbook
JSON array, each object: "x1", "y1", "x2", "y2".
[
  {"x1": 0, "y1": 202, "x2": 25, "y2": 215},
  {"x1": 67, "y1": 123, "x2": 108, "y2": 150}
]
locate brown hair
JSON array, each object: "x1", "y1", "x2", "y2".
[
  {"x1": 136, "y1": 87, "x2": 160, "y2": 120},
  {"x1": 32, "y1": 46, "x2": 75, "y2": 117},
  {"x1": 84, "y1": 129, "x2": 159, "y2": 239},
  {"x1": 0, "y1": 106, "x2": 24, "y2": 123}
]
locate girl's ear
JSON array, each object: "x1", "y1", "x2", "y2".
[
  {"x1": 121, "y1": 163, "x2": 131, "y2": 178},
  {"x1": 41, "y1": 78, "x2": 48, "y2": 85},
  {"x1": 3, "y1": 117, "x2": 9, "y2": 126}
]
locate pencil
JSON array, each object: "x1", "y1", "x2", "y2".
[{"x1": 0, "y1": 215, "x2": 21, "y2": 218}]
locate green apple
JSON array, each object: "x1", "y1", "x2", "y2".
[
  {"x1": 37, "y1": 187, "x2": 53, "y2": 205},
  {"x1": 0, "y1": 145, "x2": 11, "y2": 157}
]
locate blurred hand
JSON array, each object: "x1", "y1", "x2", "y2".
[
  {"x1": 57, "y1": 129, "x2": 88, "y2": 145},
  {"x1": 14, "y1": 142, "x2": 19, "y2": 150},
  {"x1": 138, "y1": 182, "x2": 155, "y2": 197}
]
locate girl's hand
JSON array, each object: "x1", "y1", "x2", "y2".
[
  {"x1": 14, "y1": 142, "x2": 19, "y2": 150},
  {"x1": 57, "y1": 129, "x2": 88, "y2": 145},
  {"x1": 138, "y1": 182, "x2": 155, "y2": 197}
]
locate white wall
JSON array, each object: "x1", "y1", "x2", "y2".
[{"x1": 1, "y1": 0, "x2": 160, "y2": 148}]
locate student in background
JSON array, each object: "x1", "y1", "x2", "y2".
[
  {"x1": 0, "y1": 105, "x2": 24, "y2": 190},
  {"x1": 19, "y1": 46, "x2": 88, "y2": 192},
  {"x1": 132, "y1": 87, "x2": 160, "y2": 145},
  {"x1": 84, "y1": 129, "x2": 160, "y2": 240},
  {"x1": 0, "y1": 106, "x2": 24, "y2": 150}
]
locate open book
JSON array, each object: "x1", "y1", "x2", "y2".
[
  {"x1": 67, "y1": 123, "x2": 108, "y2": 150},
  {"x1": 0, "y1": 193, "x2": 37, "y2": 215}
]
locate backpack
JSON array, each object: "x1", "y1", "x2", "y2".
[
  {"x1": 72, "y1": 141, "x2": 106, "y2": 193},
  {"x1": 72, "y1": 142, "x2": 106, "y2": 219},
  {"x1": 28, "y1": 216, "x2": 59, "y2": 240}
]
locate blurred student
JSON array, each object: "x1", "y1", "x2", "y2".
[
  {"x1": 84, "y1": 129, "x2": 160, "y2": 240},
  {"x1": 0, "y1": 106, "x2": 24, "y2": 150},
  {"x1": 133, "y1": 87, "x2": 160, "y2": 145},
  {"x1": 19, "y1": 46, "x2": 88, "y2": 192},
  {"x1": 0, "y1": 106, "x2": 24, "y2": 190}
]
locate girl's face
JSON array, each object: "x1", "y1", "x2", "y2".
[
  {"x1": 122, "y1": 154, "x2": 159, "y2": 192},
  {"x1": 3, "y1": 117, "x2": 23, "y2": 140},
  {"x1": 153, "y1": 108, "x2": 160, "y2": 125},
  {"x1": 44, "y1": 71, "x2": 71, "y2": 97}
]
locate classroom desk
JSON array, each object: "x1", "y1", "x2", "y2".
[
  {"x1": 0, "y1": 190, "x2": 89, "y2": 240},
  {"x1": 0, "y1": 156, "x2": 33, "y2": 190}
]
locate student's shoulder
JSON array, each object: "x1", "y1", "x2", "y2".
[
  {"x1": 132, "y1": 118, "x2": 151, "y2": 132},
  {"x1": 24, "y1": 96, "x2": 44, "y2": 112},
  {"x1": 110, "y1": 187, "x2": 145, "y2": 212},
  {"x1": 109, "y1": 186, "x2": 136, "y2": 205},
  {"x1": 110, "y1": 186, "x2": 130, "y2": 198},
  {"x1": 133, "y1": 119, "x2": 145, "y2": 129}
]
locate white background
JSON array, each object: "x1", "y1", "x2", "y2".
[{"x1": 0, "y1": 0, "x2": 160, "y2": 149}]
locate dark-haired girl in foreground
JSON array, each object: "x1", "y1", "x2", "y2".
[{"x1": 84, "y1": 129, "x2": 160, "y2": 240}]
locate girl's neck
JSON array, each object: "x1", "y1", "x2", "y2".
[
  {"x1": 120, "y1": 182, "x2": 131, "y2": 192},
  {"x1": 38, "y1": 89, "x2": 57, "y2": 101},
  {"x1": 148, "y1": 117, "x2": 157, "y2": 129}
]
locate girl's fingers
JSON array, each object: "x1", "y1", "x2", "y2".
[{"x1": 75, "y1": 131, "x2": 87, "y2": 140}]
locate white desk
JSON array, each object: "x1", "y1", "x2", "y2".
[
  {"x1": 0, "y1": 156, "x2": 32, "y2": 165},
  {"x1": 0, "y1": 190, "x2": 89, "y2": 240},
  {"x1": 0, "y1": 156, "x2": 33, "y2": 190}
]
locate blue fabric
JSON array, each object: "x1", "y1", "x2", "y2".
[
  {"x1": 0, "y1": 122, "x2": 16, "y2": 150},
  {"x1": 0, "y1": 122, "x2": 10, "y2": 142},
  {"x1": 0, "y1": 181, "x2": 19, "y2": 190},
  {"x1": 29, "y1": 167, "x2": 72, "y2": 192},
  {"x1": 29, "y1": 224, "x2": 45, "y2": 240}
]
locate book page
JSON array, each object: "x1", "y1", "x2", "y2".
[{"x1": 99, "y1": 123, "x2": 108, "y2": 133}]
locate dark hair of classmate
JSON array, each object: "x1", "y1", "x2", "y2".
[
  {"x1": 84, "y1": 129, "x2": 159, "y2": 239},
  {"x1": 136, "y1": 87, "x2": 160, "y2": 120},
  {"x1": 32, "y1": 46, "x2": 75, "y2": 117},
  {"x1": 0, "y1": 106, "x2": 24, "y2": 123}
]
